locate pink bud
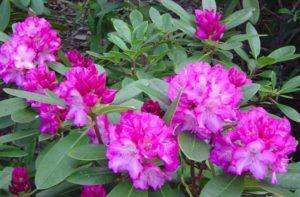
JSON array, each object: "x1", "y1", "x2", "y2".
[
  {"x1": 81, "y1": 185, "x2": 106, "y2": 197},
  {"x1": 9, "y1": 167, "x2": 31, "y2": 195},
  {"x1": 141, "y1": 100, "x2": 164, "y2": 118}
]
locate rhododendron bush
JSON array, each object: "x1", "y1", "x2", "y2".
[{"x1": 0, "y1": 0, "x2": 300, "y2": 196}]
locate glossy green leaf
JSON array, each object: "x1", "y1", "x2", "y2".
[
  {"x1": 112, "y1": 19, "x2": 131, "y2": 43},
  {"x1": 246, "y1": 23, "x2": 260, "y2": 59},
  {"x1": 0, "y1": 145, "x2": 28, "y2": 157},
  {"x1": 68, "y1": 144, "x2": 106, "y2": 161},
  {"x1": 0, "y1": 0, "x2": 10, "y2": 31},
  {"x1": 0, "y1": 98, "x2": 28, "y2": 118},
  {"x1": 107, "y1": 182, "x2": 148, "y2": 197},
  {"x1": 242, "y1": 0, "x2": 260, "y2": 24},
  {"x1": 202, "y1": 0, "x2": 216, "y2": 10},
  {"x1": 241, "y1": 83, "x2": 260, "y2": 104},
  {"x1": 224, "y1": 9, "x2": 254, "y2": 30},
  {"x1": 163, "y1": 89, "x2": 182, "y2": 125},
  {"x1": 4, "y1": 88, "x2": 65, "y2": 107},
  {"x1": 276, "y1": 103, "x2": 300, "y2": 122},
  {"x1": 280, "y1": 76, "x2": 300, "y2": 94},
  {"x1": 178, "y1": 132, "x2": 210, "y2": 162},
  {"x1": 0, "y1": 129, "x2": 38, "y2": 144},
  {"x1": 200, "y1": 174, "x2": 244, "y2": 197},
  {"x1": 35, "y1": 132, "x2": 87, "y2": 189},
  {"x1": 130, "y1": 10, "x2": 143, "y2": 28},
  {"x1": 67, "y1": 167, "x2": 116, "y2": 185},
  {"x1": 11, "y1": 108, "x2": 37, "y2": 123}
]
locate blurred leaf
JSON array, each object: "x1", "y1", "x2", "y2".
[
  {"x1": 0, "y1": 0, "x2": 10, "y2": 31},
  {"x1": 241, "y1": 83, "x2": 260, "y2": 104},
  {"x1": 31, "y1": 0, "x2": 45, "y2": 15},
  {"x1": 160, "y1": 0, "x2": 193, "y2": 25},
  {"x1": 163, "y1": 89, "x2": 182, "y2": 125},
  {"x1": 243, "y1": 0, "x2": 260, "y2": 24},
  {"x1": 234, "y1": 47, "x2": 250, "y2": 63},
  {"x1": 178, "y1": 132, "x2": 210, "y2": 162},
  {"x1": 36, "y1": 182, "x2": 80, "y2": 197},
  {"x1": 150, "y1": 7, "x2": 163, "y2": 29},
  {"x1": 130, "y1": 9, "x2": 143, "y2": 29},
  {"x1": 200, "y1": 174, "x2": 244, "y2": 197},
  {"x1": 223, "y1": 0, "x2": 239, "y2": 17},
  {"x1": 218, "y1": 42, "x2": 242, "y2": 50},
  {"x1": 0, "y1": 129, "x2": 38, "y2": 144},
  {"x1": 246, "y1": 23, "x2": 260, "y2": 59},
  {"x1": 67, "y1": 167, "x2": 116, "y2": 185},
  {"x1": 35, "y1": 132, "x2": 87, "y2": 189},
  {"x1": 48, "y1": 62, "x2": 70, "y2": 75},
  {"x1": 256, "y1": 56, "x2": 276, "y2": 68},
  {"x1": 0, "y1": 145, "x2": 28, "y2": 157},
  {"x1": 4, "y1": 88, "x2": 65, "y2": 107},
  {"x1": 280, "y1": 76, "x2": 300, "y2": 94},
  {"x1": 260, "y1": 182, "x2": 295, "y2": 197},
  {"x1": 276, "y1": 103, "x2": 300, "y2": 122},
  {"x1": 269, "y1": 46, "x2": 300, "y2": 63},
  {"x1": 202, "y1": 0, "x2": 216, "y2": 10},
  {"x1": 121, "y1": 99, "x2": 143, "y2": 111},
  {"x1": 162, "y1": 13, "x2": 174, "y2": 33},
  {"x1": 0, "y1": 116, "x2": 15, "y2": 129},
  {"x1": 132, "y1": 21, "x2": 148, "y2": 40},
  {"x1": 274, "y1": 162, "x2": 300, "y2": 190},
  {"x1": 108, "y1": 33, "x2": 129, "y2": 51},
  {"x1": 68, "y1": 144, "x2": 106, "y2": 161},
  {"x1": 107, "y1": 182, "x2": 148, "y2": 197},
  {"x1": 135, "y1": 84, "x2": 170, "y2": 106},
  {"x1": 92, "y1": 104, "x2": 135, "y2": 115},
  {"x1": 0, "y1": 98, "x2": 28, "y2": 118},
  {"x1": 0, "y1": 31, "x2": 9, "y2": 42},
  {"x1": 172, "y1": 19, "x2": 196, "y2": 37},
  {"x1": 11, "y1": 108, "x2": 36, "y2": 123},
  {"x1": 227, "y1": 34, "x2": 263, "y2": 43},
  {"x1": 224, "y1": 9, "x2": 254, "y2": 30},
  {"x1": 112, "y1": 19, "x2": 131, "y2": 43},
  {"x1": 0, "y1": 167, "x2": 12, "y2": 189}
]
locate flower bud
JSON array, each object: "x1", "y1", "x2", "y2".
[
  {"x1": 81, "y1": 185, "x2": 106, "y2": 197},
  {"x1": 9, "y1": 167, "x2": 31, "y2": 196},
  {"x1": 141, "y1": 100, "x2": 164, "y2": 118}
]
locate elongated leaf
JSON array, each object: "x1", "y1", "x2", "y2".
[
  {"x1": 130, "y1": 10, "x2": 143, "y2": 29},
  {"x1": 0, "y1": 129, "x2": 38, "y2": 144},
  {"x1": 241, "y1": 83, "x2": 260, "y2": 104},
  {"x1": 172, "y1": 19, "x2": 195, "y2": 37},
  {"x1": 274, "y1": 162, "x2": 300, "y2": 190},
  {"x1": 268, "y1": 46, "x2": 300, "y2": 63},
  {"x1": 48, "y1": 62, "x2": 70, "y2": 75},
  {"x1": 35, "y1": 132, "x2": 87, "y2": 189},
  {"x1": 178, "y1": 132, "x2": 210, "y2": 162},
  {"x1": 0, "y1": 98, "x2": 27, "y2": 118},
  {"x1": 0, "y1": 0, "x2": 10, "y2": 31},
  {"x1": 0, "y1": 31, "x2": 9, "y2": 42},
  {"x1": 0, "y1": 145, "x2": 28, "y2": 157},
  {"x1": 280, "y1": 76, "x2": 300, "y2": 94},
  {"x1": 0, "y1": 116, "x2": 15, "y2": 129},
  {"x1": 256, "y1": 56, "x2": 276, "y2": 68},
  {"x1": 202, "y1": 0, "x2": 216, "y2": 10},
  {"x1": 92, "y1": 105, "x2": 135, "y2": 115},
  {"x1": 36, "y1": 182, "x2": 80, "y2": 197},
  {"x1": 200, "y1": 174, "x2": 244, "y2": 197},
  {"x1": 4, "y1": 88, "x2": 65, "y2": 107},
  {"x1": 218, "y1": 42, "x2": 242, "y2": 50},
  {"x1": 224, "y1": 9, "x2": 254, "y2": 30},
  {"x1": 163, "y1": 89, "x2": 182, "y2": 125},
  {"x1": 135, "y1": 84, "x2": 170, "y2": 106},
  {"x1": 246, "y1": 23, "x2": 260, "y2": 59},
  {"x1": 160, "y1": 0, "x2": 193, "y2": 25},
  {"x1": 67, "y1": 167, "x2": 116, "y2": 185},
  {"x1": 108, "y1": 182, "x2": 148, "y2": 197},
  {"x1": 11, "y1": 108, "x2": 37, "y2": 123},
  {"x1": 31, "y1": 0, "x2": 45, "y2": 15},
  {"x1": 108, "y1": 33, "x2": 129, "y2": 51},
  {"x1": 149, "y1": 7, "x2": 163, "y2": 29},
  {"x1": 243, "y1": 0, "x2": 260, "y2": 24},
  {"x1": 260, "y1": 183, "x2": 295, "y2": 197},
  {"x1": 112, "y1": 19, "x2": 131, "y2": 43},
  {"x1": 132, "y1": 21, "x2": 148, "y2": 40},
  {"x1": 68, "y1": 144, "x2": 106, "y2": 161},
  {"x1": 276, "y1": 103, "x2": 300, "y2": 122},
  {"x1": 234, "y1": 47, "x2": 250, "y2": 63},
  {"x1": 0, "y1": 167, "x2": 12, "y2": 189},
  {"x1": 224, "y1": 0, "x2": 239, "y2": 17}
]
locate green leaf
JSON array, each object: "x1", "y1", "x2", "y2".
[
  {"x1": 163, "y1": 89, "x2": 182, "y2": 125},
  {"x1": 227, "y1": 34, "x2": 264, "y2": 43},
  {"x1": 172, "y1": 19, "x2": 196, "y2": 37},
  {"x1": 0, "y1": 98, "x2": 28, "y2": 118},
  {"x1": 269, "y1": 46, "x2": 300, "y2": 63},
  {"x1": 234, "y1": 47, "x2": 250, "y2": 63},
  {"x1": 200, "y1": 174, "x2": 244, "y2": 197},
  {"x1": 256, "y1": 56, "x2": 276, "y2": 68},
  {"x1": 246, "y1": 23, "x2": 260, "y2": 59},
  {"x1": 150, "y1": 7, "x2": 163, "y2": 29},
  {"x1": 0, "y1": 0, "x2": 10, "y2": 31},
  {"x1": 67, "y1": 167, "x2": 116, "y2": 185},
  {"x1": 68, "y1": 144, "x2": 106, "y2": 161},
  {"x1": 224, "y1": 0, "x2": 239, "y2": 17},
  {"x1": 202, "y1": 0, "x2": 216, "y2": 10},
  {"x1": 108, "y1": 33, "x2": 129, "y2": 51},
  {"x1": 280, "y1": 76, "x2": 300, "y2": 94},
  {"x1": 275, "y1": 162, "x2": 300, "y2": 190},
  {"x1": 107, "y1": 182, "x2": 148, "y2": 197},
  {"x1": 135, "y1": 83, "x2": 170, "y2": 106},
  {"x1": 48, "y1": 62, "x2": 70, "y2": 75},
  {"x1": 159, "y1": 0, "x2": 193, "y2": 25},
  {"x1": 0, "y1": 129, "x2": 38, "y2": 144},
  {"x1": 36, "y1": 182, "x2": 80, "y2": 197},
  {"x1": 0, "y1": 31, "x2": 9, "y2": 42},
  {"x1": 260, "y1": 182, "x2": 295, "y2": 197},
  {"x1": 178, "y1": 132, "x2": 210, "y2": 162},
  {"x1": 0, "y1": 145, "x2": 28, "y2": 157},
  {"x1": 0, "y1": 116, "x2": 15, "y2": 129},
  {"x1": 3, "y1": 88, "x2": 65, "y2": 107},
  {"x1": 242, "y1": 0, "x2": 260, "y2": 24},
  {"x1": 130, "y1": 10, "x2": 143, "y2": 29},
  {"x1": 11, "y1": 108, "x2": 37, "y2": 123},
  {"x1": 218, "y1": 42, "x2": 242, "y2": 50},
  {"x1": 133, "y1": 21, "x2": 148, "y2": 40},
  {"x1": 92, "y1": 104, "x2": 135, "y2": 115},
  {"x1": 162, "y1": 14, "x2": 174, "y2": 33},
  {"x1": 31, "y1": 0, "x2": 45, "y2": 15},
  {"x1": 276, "y1": 103, "x2": 300, "y2": 122},
  {"x1": 224, "y1": 9, "x2": 254, "y2": 30},
  {"x1": 35, "y1": 132, "x2": 87, "y2": 189},
  {"x1": 112, "y1": 19, "x2": 132, "y2": 43},
  {"x1": 241, "y1": 83, "x2": 260, "y2": 104},
  {"x1": 0, "y1": 167, "x2": 12, "y2": 189}
]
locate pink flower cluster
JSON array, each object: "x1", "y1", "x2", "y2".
[
  {"x1": 195, "y1": 9, "x2": 226, "y2": 41},
  {"x1": 210, "y1": 107, "x2": 297, "y2": 183},
  {"x1": 81, "y1": 185, "x2": 106, "y2": 197},
  {"x1": 107, "y1": 111, "x2": 179, "y2": 190},
  {"x1": 0, "y1": 16, "x2": 60, "y2": 86},
  {"x1": 9, "y1": 167, "x2": 31, "y2": 195},
  {"x1": 166, "y1": 62, "x2": 249, "y2": 140}
]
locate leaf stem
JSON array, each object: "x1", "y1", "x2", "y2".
[{"x1": 91, "y1": 114, "x2": 103, "y2": 144}]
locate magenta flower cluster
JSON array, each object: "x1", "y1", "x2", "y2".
[
  {"x1": 81, "y1": 185, "x2": 106, "y2": 197},
  {"x1": 195, "y1": 9, "x2": 226, "y2": 41},
  {"x1": 9, "y1": 167, "x2": 32, "y2": 195}
]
